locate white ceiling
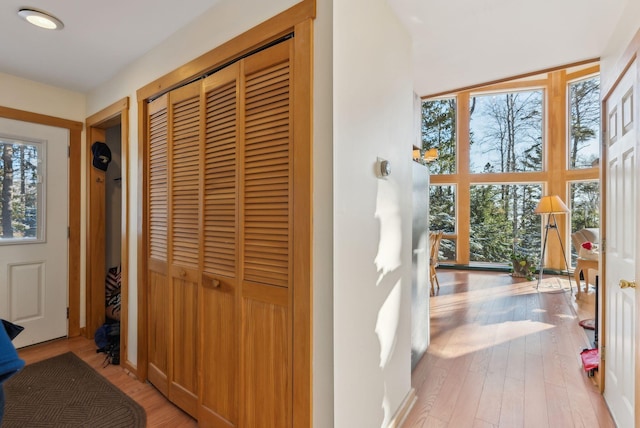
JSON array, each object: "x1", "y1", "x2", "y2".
[
  {"x1": 0, "y1": 0, "x2": 631, "y2": 95},
  {"x1": 0, "y1": 1, "x2": 222, "y2": 92},
  {"x1": 390, "y1": 0, "x2": 629, "y2": 96}
]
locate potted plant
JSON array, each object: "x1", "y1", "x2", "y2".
[{"x1": 510, "y1": 251, "x2": 537, "y2": 281}]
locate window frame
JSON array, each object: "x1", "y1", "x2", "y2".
[
  {"x1": 0, "y1": 135, "x2": 46, "y2": 245},
  {"x1": 424, "y1": 64, "x2": 600, "y2": 269}
]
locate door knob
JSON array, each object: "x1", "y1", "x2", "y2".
[
  {"x1": 202, "y1": 275, "x2": 221, "y2": 289},
  {"x1": 619, "y1": 279, "x2": 636, "y2": 289}
]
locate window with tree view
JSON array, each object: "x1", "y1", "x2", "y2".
[
  {"x1": 469, "y1": 90, "x2": 543, "y2": 173},
  {"x1": 569, "y1": 76, "x2": 600, "y2": 169},
  {"x1": 421, "y1": 65, "x2": 600, "y2": 267},
  {"x1": 0, "y1": 137, "x2": 43, "y2": 242},
  {"x1": 421, "y1": 98, "x2": 456, "y2": 174},
  {"x1": 569, "y1": 181, "x2": 600, "y2": 265},
  {"x1": 469, "y1": 184, "x2": 541, "y2": 263},
  {"x1": 429, "y1": 185, "x2": 456, "y2": 260}
]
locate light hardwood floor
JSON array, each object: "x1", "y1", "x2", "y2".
[
  {"x1": 13, "y1": 270, "x2": 608, "y2": 428},
  {"x1": 15, "y1": 336, "x2": 197, "y2": 427},
  {"x1": 403, "y1": 269, "x2": 613, "y2": 428}
]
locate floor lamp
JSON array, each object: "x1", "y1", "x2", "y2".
[{"x1": 534, "y1": 195, "x2": 573, "y2": 293}]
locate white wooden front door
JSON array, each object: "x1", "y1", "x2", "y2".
[
  {"x1": 604, "y1": 58, "x2": 637, "y2": 428},
  {"x1": 0, "y1": 118, "x2": 69, "y2": 349}
]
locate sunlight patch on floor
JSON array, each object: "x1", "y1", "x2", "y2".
[
  {"x1": 430, "y1": 277, "x2": 572, "y2": 315},
  {"x1": 429, "y1": 320, "x2": 555, "y2": 359},
  {"x1": 554, "y1": 313, "x2": 577, "y2": 320}
]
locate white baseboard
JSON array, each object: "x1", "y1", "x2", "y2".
[{"x1": 388, "y1": 388, "x2": 417, "y2": 428}]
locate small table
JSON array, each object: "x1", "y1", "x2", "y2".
[{"x1": 574, "y1": 258, "x2": 598, "y2": 299}]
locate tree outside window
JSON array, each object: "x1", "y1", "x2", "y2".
[
  {"x1": 469, "y1": 90, "x2": 543, "y2": 174},
  {"x1": 569, "y1": 77, "x2": 600, "y2": 169},
  {"x1": 469, "y1": 184, "x2": 541, "y2": 263},
  {"x1": 569, "y1": 181, "x2": 600, "y2": 264},
  {"x1": 429, "y1": 185, "x2": 456, "y2": 260},
  {"x1": 421, "y1": 98, "x2": 456, "y2": 175},
  {"x1": 421, "y1": 67, "x2": 600, "y2": 267},
  {"x1": 0, "y1": 138, "x2": 42, "y2": 241}
]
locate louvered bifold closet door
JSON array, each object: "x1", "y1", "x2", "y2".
[
  {"x1": 146, "y1": 94, "x2": 170, "y2": 397},
  {"x1": 168, "y1": 81, "x2": 202, "y2": 417},
  {"x1": 199, "y1": 64, "x2": 240, "y2": 427},
  {"x1": 240, "y1": 39, "x2": 293, "y2": 428}
]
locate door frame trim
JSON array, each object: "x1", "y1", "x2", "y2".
[
  {"x1": 0, "y1": 106, "x2": 82, "y2": 337},
  {"x1": 85, "y1": 97, "x2": 132, "y2": 372}
]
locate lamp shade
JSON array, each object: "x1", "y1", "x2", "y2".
[
  {"x1": 423, "y1": 148, "x2": 438, "y2": 162},
  {"x1": 534, "y1": 195, "x2": 570, "y2": 214}
]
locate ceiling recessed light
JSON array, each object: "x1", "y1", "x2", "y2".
[{"x1": 18, "y1": 8, "x2": 64, "y2": 30}]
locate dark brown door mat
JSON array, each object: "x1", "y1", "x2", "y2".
[{"x1": 2, "y1": 352, "x2": 145, "y2": 427}]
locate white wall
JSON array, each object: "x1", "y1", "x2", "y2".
[
  {"x1": 313, "y1": 0, "x2": 335, "y2": 426},
  {"x1": 333, "y1": 0, "x2": 414, "y2": 426},
  {"x1": 600, "y1": 0, "x2": 640, "y2": 88},
  {"x1": 0, "y1": 72, "x2": 86, "y2": 121}
]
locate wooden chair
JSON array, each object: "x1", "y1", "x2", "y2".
[
  {"x1": 571, "y1": 228, "x2": 600, "y2": 299},
  {"x1": 429, "y1": 231, "x2": 444, "y2": 295}
]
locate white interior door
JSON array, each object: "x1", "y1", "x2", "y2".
[
  {"x1": 604, "y1": 58, "x2": 637, "y2": 428},
  {"x1": 0, "y1": 118, "x2": 69, "y2": 349}
]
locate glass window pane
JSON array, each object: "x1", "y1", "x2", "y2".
[
  {"x1": 469, "y1": 184, "x2": 542, "y2": 263},
  {"x1": 569, "y1": 181, "x2": 600, "y2": 265},
  {"x1": 569, "y1": 76, "x2": 600, "y2": 169},
  {"x1": 469, "y1": 90, "x2": 543, "y2": 173},
  {"x1": 0, "y1": 138, "x2": 43, "y2": 242},
  {"x1": 439, "y1": 238, "x2": 456, "y2": 262},
  {"x1": 421, "y1": 98, "x2": 456, "y2": 174},
  {"x1": 429, "y1": 185, "x2": 455, "y2": 234}
]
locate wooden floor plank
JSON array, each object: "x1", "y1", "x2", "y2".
[
  {"x1": 523, "y1": 352, "x2": 549, "y2": 428},
  {"x1": 499, "y1": 376, "x2": 524, "y2": 428},
  {"x1": 403, "y1": 270, "x2": 614, "y2": 428},
  {"x1": 427, "y1": 355, "x2": 473, "y2": 422},
  {"x1": 448, "y1": 370, "x2": 486, "y2": 428},
  {"x1": 476, "y1": 338, "x2": 510, "y2": 426},
  {"x1": 505, "y1": 336, "x2": 526, "y2": 381},
  {"x1": 473, "y1": 418, "x2": 498, "y2": 428},
  {"x1": 545, "y1": 382, "x2": 574, "y2": 427}
]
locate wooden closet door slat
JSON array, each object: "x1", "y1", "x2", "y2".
[
  {"x1": 168, "y1": 82, "x2": 201, "y2": 417},
  {"x1": 198, "y1": 63, "x2": 240, "y2": 428},
  {"x1": 240, "y1": 39, "x2": 293, "y2": 428},
  {"x1": 243, "y1": 52, "x2": 291, "y2": 289},
  {"x1": 146, "y1": 94, "x2": 170, "y2": 396}
]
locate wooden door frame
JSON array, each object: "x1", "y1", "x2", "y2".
[
  {"x1": 85, "y1": 97, "x2": 132, "y2": 372},
  {"x1": 600, "y1": 27, "x2": 640, "y2": 425},
  {"x1": 136, "y1": 1, "x2": 314, "y2": 425},
  {"x1": 0, "y1": 106, "x2": 82, "y2": 337}
]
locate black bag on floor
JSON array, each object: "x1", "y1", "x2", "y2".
[
  {"x1": 1, "y1": 320, "x2": 24, "y2": 341},
  {"x1": 94, "y1": 322, "x2": 120, "y2": 366}
]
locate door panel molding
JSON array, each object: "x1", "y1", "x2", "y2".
[
  {"x1": 602, "y1": 51, "x2": 638, "y2": 427},
  {"x1": 0, "y1": 106, "x2": 82, "y2": 337}
]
